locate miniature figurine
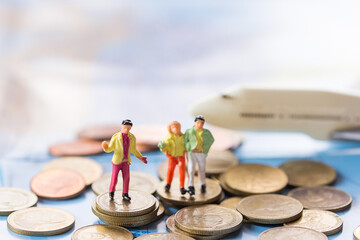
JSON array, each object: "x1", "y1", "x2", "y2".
[
  {"x1": 184, "y1": 115, "x2": 214, "y2": 195},
  {"x1": 158, "y1": 121, "x2": 187, "y2": 195},
  {"x1": 102, "y1": 119, "x2": 147, "y2": 201}
]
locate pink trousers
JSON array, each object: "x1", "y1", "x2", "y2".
[{"x1": 109, "y1": 161, "x2": 130, "y2": 194}]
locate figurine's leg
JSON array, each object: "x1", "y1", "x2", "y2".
[
  {"x1": 187, "y1": 152, "x2": 197, "y2": 195},
  {"x1": 178, "y1": 156, "x2": 187, "y2": 195},
  {"x1": 109, "y1": 163, "x2": 121, "y2": 199},
  {"x1": 197, "y1": 153, "x2": 207, "y2": 193},
  {"x1": 165, "y1": 155, "x2": 177, "y2": 192},
  {"x1": 121, "y1": 162, "x2": 131, "y2": 201}
]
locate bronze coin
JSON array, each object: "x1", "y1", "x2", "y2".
[
  {"x1": 78, "y1": 124, "x2": 122, "y2": 141},
  {"x1": 49, "y1": 139, "x2": 103, "y2": 156},
  {"x1": 288, "y1": 186, "x2": 352, "y2": 212},
  {"x1": 31, "y1": 168, "x2": 86, "y2": 200}
]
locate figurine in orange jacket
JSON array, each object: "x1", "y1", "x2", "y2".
[
  {"x1": 102, "y1": 119, "x2": 147, "y2": 201},
  {"x1": 158, "y1": 121, "x2": 187, "y2": 194}
]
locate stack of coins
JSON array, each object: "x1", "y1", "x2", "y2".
[
  {"x1": 166, "y1": 204, "x2": 243, "y2": 240},
  {"x1": 220, "y1": 163, "x2": 288, "y2": 196},
  {"x1": 156, "y1": 178, "x2": 223, "y2": 208},
  {"x1": 92, "y1": 171, "x2": 160, "y2": 196},
  {"x1": 92, "y1": 190, "x2": 164, "y2": 227}
]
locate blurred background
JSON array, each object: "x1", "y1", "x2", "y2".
[{"x1": 1, "y1": 0, "x2": 360, "y2": 155}]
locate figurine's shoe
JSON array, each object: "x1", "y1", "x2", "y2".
[
  {"x1": 109, "y1": 192, "x2": 114, "y2": 200},
  {"x1": 122, "y1": 193, "x2": 131, "y2": 201},
  {"x1": 180, "y1": 188, "x2": 187, "y2": 195},
  {"x1": 201, "y1": 184, "x2": 206, "y2": 193},
  {"x1": 188, "y1": 186, "x2": 195, "y2": 195},
  {"x1": 165, "y1": 184, "x2": 171, "y2": 192}
]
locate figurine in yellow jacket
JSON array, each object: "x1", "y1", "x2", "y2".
[{"x1": 158, "y1": 121, "x2": 187, "y2": 195}]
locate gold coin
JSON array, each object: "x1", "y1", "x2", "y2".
[
  {"x1": 205, "y1": 150, "x2": 239, "y2": 175},
  {"x1": 72, "y1": 224, "x2": 133, "y2": 240},
  {"x1": 258, "y1": 226, "x2": 328, "y2": 240},
  {"x1": 166, "y1": 214, "x2": 228, "y2": 240},
  {"x1": 175, "y1": 204, "x2": 243, "y2": 236},
  {"x1": 135, "y1": 233, "x2": 195, "y2": 240},
  {"x1": 42, "y1": 156, "x2": 103, "y2": 185},
  {"x1": 284, "y1": 209, "x2": 342, "y2": 236},
  {"x1": 92, "y1": 172, "x2": 159, "y2": 195},
  {"x1": 218, "y1": 174, "x2": 239, "y2": 195},
  {"x1": 7, "y1": 207, "x2": 74, "y2": 236},
  {"x1": 279, "y1": 160, "x2": 336, "y2": 187},
  {"x1": 96, "y1": 190, "x2": 156, "y2": 217},
  {"x1": 288, "y1": 186, "x2": 352, "y2": 212},
  {"x1": 354, "y1": 225, "x2": 360, "y2": 240},
  {"x1": 0, "y1": 188, "x2": 38, "y2": 216},
  {"x1": 92, "y1": 198, "x2": 159, "y2": 223},
  {"x1": 236, "y1": 194, "x2": 303, "y2": 224},
  {"x1": 156, "y1": 178, "x2": 222, "y2": 207},
  {"x1": 219, "y1": 197, "x2": 244, "y2": 210},
  {"x1": 154, "y1": 201, "x2": 165, "y2": 221},
  {"x1": 223, "y1": 164, "x2": 288, "y2": 195}
]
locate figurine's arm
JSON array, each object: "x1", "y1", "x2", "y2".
[
  {"x1": 102, "y1": 135, "x2": 116, "y2": 153},
  {"x1": 130, "y1": 136, "x2": 147, "y2": 164}
]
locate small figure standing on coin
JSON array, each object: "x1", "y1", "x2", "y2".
[
  {"x1": 184, "y1": 115, "x2": 214, "y2": 195},
  {"x1": 102, "y1": 119, "x2": 147, "y2": 201},
  {"x1": 158, "y1": 121, "x2": 187, "y2": 195}
]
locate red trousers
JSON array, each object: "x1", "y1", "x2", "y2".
[
  {"x1": 109, "y1": 161, "x2": 130, "y2": 194},
  {"x1": 166, "y1": 154, "x2": 186, "y2": 188}
]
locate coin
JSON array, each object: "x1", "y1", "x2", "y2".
[
  {"x1": 354, "y1": 225, "x2": 360, "y2": 240},
  {"x1": 205, "y1": 150, "x2": 239, "y2": 175},
  {"x1": 91, "y1": 172, "x2": 159, "y2": 195},
  {"x1": 30, "y1": 168, "x2": 86, "y2": 200},
  {"x1": 131, "y1": 125, "x2": 168, "y2": 150},
  {"x1": 288, "y1": 186, "x2": 352, "y2": 212},
  {"x1": 175, "y1": 204, "x2": 243, "y2": 236},
  {"x1": 72, "y1": 224, "x2": 133, "y2": 240},
  {"x1": 236, "y1": 194, "x2": 303, "y2": 224},
  {"x1": 7, "y1": 207, "x2": 75, "y2": 236},
  {"x1": 258, "y1": 226, "x2": 328, "y2": 240},
  {"x1": 166, "y1": 215, "x2": 228, "y2": 240},
  {"x1": 223, "y1": 164, "x2": 288, "y2": 195},
  {"x1": 0, "y1": 188, "x2": 38, "y2": 216},
  {"x1": 279, "y1": 160, "x2": 336, "y2": 187},
  {"x1": 92, "y1": 198, "x2": 159, "y2": 224},
  {"x1": 96, "y1": 190, "x2": 156, "y2": 217},
  {"x1": 218, "y1": 173, "x2": 239, "y2": 195},
  {"x1": 136, "y1": 233, "x2": 195, "y2": 240},
  {"x1": 210, "y1": 126, "x2": 243, "y2": 150},
  {"x1": 78, "y1": 124, "x2": 122, "y2": 141},
  {"x1": 284, "y1": 209, "x2": 342, "y2": 236},
  {"x1": 49, "y1": 139, "x2": 103, "y2": 156},
  {"x1": 156, "y1": 178, "x2": 222, "y2": 207},
  {"x1": 42, "y1": 156, "x2": 103, "y2": 185},
  {"x1": 219, "y1": 197, "x2": 244, "y2": 210}
]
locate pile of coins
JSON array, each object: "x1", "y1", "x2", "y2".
[
  {"x1": 167, "y1": 204, "x2": 243, "y2": 239},
  {"x1": 92, "y1": 190, "x2": 164, "y2": 227}
]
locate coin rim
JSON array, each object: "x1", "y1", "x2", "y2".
[
  {"x1": 0, "y1": 188, "x2": 38, "y2": 216},
  {"x1": 71, "y1": 224, "x2": 133, "y2": 240},
  {"x1": 258, "y1": 226, "x2": 328, "y2": 240}
]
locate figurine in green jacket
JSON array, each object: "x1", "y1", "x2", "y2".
[{"x1": 184, "y1": 115, "x2": 214, "y2": 195}]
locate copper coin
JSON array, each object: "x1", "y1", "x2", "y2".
[
  {"x1": 31, "y1": 168, "x2": 86, "y2": 200},
  {"x1": 131, "y1": 125, "x2": 168, "y2": 148},
  {"x1": 49, "y1": 139, "x2": 103, "y2": 156},
  {"x1": 78, "y1": 124, "x2": 122, "y2": 141},
  {"x1": 210, "y1": 126, "x2": 243, "y2": 150}
]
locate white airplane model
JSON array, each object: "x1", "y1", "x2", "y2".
[{"x1": 189, "y1": 87, "x2": 360, "y2": 141}]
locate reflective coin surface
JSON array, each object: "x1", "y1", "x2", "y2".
[
  {"x1": 166, "y1": 215, "x2": 227, "y2": 240},
  {"x1": 175, "y1": 204, "x2": 243, "y2": 236},
  {"x1": 49, "y1": 139, "x2": 103, "y2": 156},
  {"x1": 96, "y1": 190, "x2": 156, "y2": 217},
  {"x1": 42, "y1": 156, "x2": 103, "y2": 185},
  {"x1": 7, "y1": 207, "x2": 75, "y2": 236},
  {"x1": 157, "y1": 178, "x2": 222, "y2": 207},
  {"x1": 288, "y1": 186, "x2": 352, "y2": 212},
  {"x1": 31, "y1": 168, "x2": 86, "y2": 200},
  {"x1": 92, "y1": 172, "x2": 159, "y2": 195},
  {"x1": 205, "y1": 150, "x2": 239, "y2": 175},
  {"x1": 223, "y1": 164, "x2": 288, "y2": 195},
  {"x1": 0, "y1": 188, "x2": 38, "y2": 216},
  {"x1": 72, "y1": 224, "x2": 133, "y2": 240},
  {"x1": 135, "y1": 233, "x2": 195, "y2": 240},
  {"x1": 279, "y1": 160, "x2": 336, "y2": 187},
  {"x1": 219, "y1": 197, "x2": 244, "y2": 210},
  {"x1": 354, "y1": 225, "x2": 360, "y2": 240},
  {"x1": 258, "y1": 226, "x2": 328, "y2": 240},
  {"x1": 236, "y1": 194, "x2": 303, "y2": 224},
  {"x1": 285, "y1": 209, "x2": 342, "y2": 236}
]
